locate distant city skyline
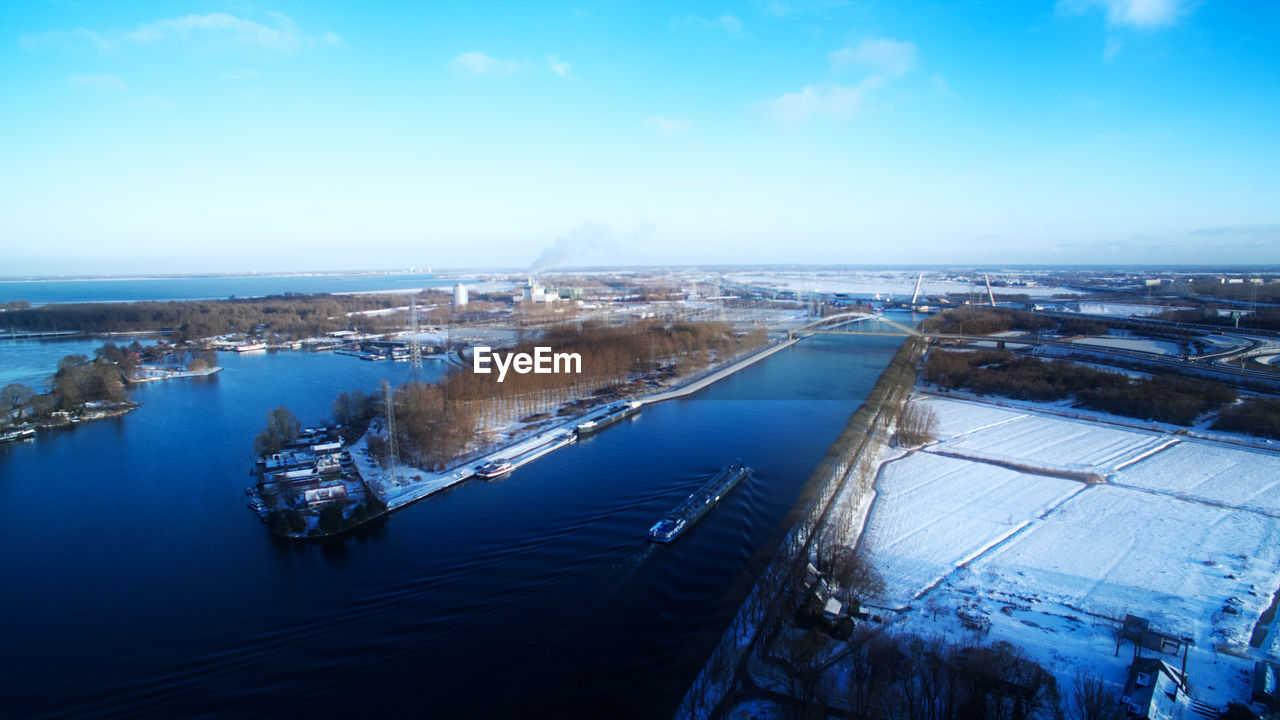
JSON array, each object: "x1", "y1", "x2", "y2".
[{"x1": 2, "y1": 1, "x2": 1277, "y2": 274}]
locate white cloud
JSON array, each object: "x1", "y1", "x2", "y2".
[
  {"x1": 644, "y1": 116, "x2": 690, "y2": 135},
  {"x1": 1103, "y1": 37, "x2": 1124, "y2": 61},
  {"x1": 22, "y1": 12, "x2": 340, "y2": 55},
  {"x1": 829, "y1": 38, "x2": 917, "y2": 77},
  {"x1": 68, "y1": 73, "x2": 128, "y2": 92},
  {"x1": 678, "y1": 14, "x2": 744, "y2": 35},
  {"x1": 547, "y1": 54, "x2": 572, "y2": 78},
  {"x1": 450, "y1": 51, "x2": 520, "y2": 76},
  {"x1": 758, "y1": 76, "x2": 885, "y2": 124},
  {"x1": 763, "y1": 36, "x2": 914, "y2": 125},
  {"x1": 1058, "y1": 0, "x2": 1188, "y2": 29}
]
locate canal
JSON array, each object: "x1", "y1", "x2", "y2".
[{"x1": 0, "y1": 331, "x2": 904, "y2": 718}]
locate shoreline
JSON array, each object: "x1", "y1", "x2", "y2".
[{"x1": 285, "y1": 337, "x2": 801, "y2": 539}]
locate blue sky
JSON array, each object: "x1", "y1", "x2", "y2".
[{"x1": 1, "y1": 0, "x2": 1277, "y2": 274}]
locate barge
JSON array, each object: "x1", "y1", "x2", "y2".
[
  {"x1": 0, "y1": 426, "x2": 36, "y2": 444},
  {"x1": 648, "y1": 462, "x2": 752, "y2": 543},
  {"x1": 576, "y1": 402, "x2": 640, "y2": 436}
]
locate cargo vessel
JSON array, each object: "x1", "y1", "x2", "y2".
[
  {"x1": 648, "y1": 462, "x2": 751, "y2": 543},
  {"x1": 576, "y1": 402, "x2": 639, "y2": 435}
]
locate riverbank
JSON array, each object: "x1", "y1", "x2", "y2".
[
  {"x1": 36, "y1": 400, "x2": 139, "y2": 428},
  {"x1": 674, "y1": 336, "x2": 924, "y2": 719},
  {"x1": 342, "y1": 337, "x2": 801, "y2": 529}
]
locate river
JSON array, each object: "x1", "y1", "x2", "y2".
[{"x1": 0, "y1": 330, "x2": 905, "y2": 719}]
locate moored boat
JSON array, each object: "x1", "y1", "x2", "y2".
[
  {"x1": 576, "y1": 402, "x2": 640, "y2": 435},
  {"x1": 0, "y1": 426, "x2": 36, "y2": 443},
  {"x1": 475, "y1": 459, "x2": 514, "y2": 479}
]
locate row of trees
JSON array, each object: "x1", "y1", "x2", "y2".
[
  {"x1": 924, "y1": 348, "x2": 1240, "y2": 426},
  {"x1": 1159, "y1": 306, "x2": 1280, "y2": 332},
  {"x1": 1, "y1": 292, "x2": 439, "y2": 341},
  {"x1": 94, "y1": 341, "x2": 217, "y2": 379},
  {"x1": 1214, "y1": 396, "x2": 1280, "y2": 440},
  {"x1": 775, "y1": 631, "x2": 1070, "y2": 720},
  {"x1": 362, "y1": 321, "x2": 767, "y2": 469}
]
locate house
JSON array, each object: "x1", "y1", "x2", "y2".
[
  {"x1": 1121, "y1": 615, "x2": 1187, "y2": 655},
  {"x1": 1122, "y1": 658, "x2": 1188, "y2": 720}
]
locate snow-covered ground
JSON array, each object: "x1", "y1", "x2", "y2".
[
  {"x1": 966, "y1": 484, "x2": 1280, "y2": 647},
  {"x1": 860, "y1": 452, "x2": 1081, "y2": 608},
  {"x1": 1075, "y1": 302, "x2": 1190, "y2": 318},
  {"x1": 1068, "y1": 336, "x2": 1186, "y2": 356},
  {"x1": 725, "y1": 271, "x2": 1087, "y2": 299},
  {"x1": 931, "y1": 413, "x2": 1174, "y2": 475},
  {"x1": 851, "y1": 394, "x2": 1280, "y2": 710},
  {"x1": 910, "y1": 395, "x2": 1026, "y2": 438},
  {"x1": 1115, "y1": 441, "x2": 1280, "y2": 516}
]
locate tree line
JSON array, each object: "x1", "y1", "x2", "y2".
[
  {"x1": 350, "y1": 321, "x2": 767, "y2": 470},
  {"x1": 924, "y1": 348, "x2": 1240, "y2": 426},
  {"x1": 0, "y1": 292, "x2": 444, "y2": 341}
]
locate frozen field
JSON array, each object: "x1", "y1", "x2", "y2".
[
  {"x1": 1116, "y1": 441, "x2": 1280, "y2": 516},
  {"x1": 852, "y1": 395, "x2": 1280, "y2": 708},
  {"x1": 934, "y1": 414, "x2": 1174, "y2": 474},
  {"x1": 1068, "y1": 336, "x2": 1185, "y2": 355},
  {"x1": 966, "y1": 485, "x2": 1280, "y2": 647},
  {"x1": 725, "y1": 271, "x2": 1086, "y2": 298},
  {"x1": 909, "y1": 395, "x2": 1026, "y2": 438},
  {"x1": 859, "y1": 452, "x2": 1080, "y2": 608}
]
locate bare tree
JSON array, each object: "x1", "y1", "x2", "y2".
[
  {"x1": 896, "y1": 402, "x2": 939, "y2": 447},
  {"x1": 1068, "y1": 672, "x2": 1125, "y2": 720},
  {"x1": 817, "y1": 546, "x2": 885, "y2": 609},
  {"x1": 774, "y1": 627, "x2": 829, "y2": 720}
]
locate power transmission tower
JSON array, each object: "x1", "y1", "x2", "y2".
[
  {"x1": 382, "y1": 379, "x2": 399, "y2": 468},
  {"x1": 408, "y1": 298, "x2": 422, "y2": 382}
]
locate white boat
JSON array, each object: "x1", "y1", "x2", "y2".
[
  {"x1": 0, "y1": 426, "x2": 36, "y2": 443},
  {"x1": 234, "y1": 342, "x2": 267, "y2": 352},
  {"x1": 475, "y1": 459, "x2": 514, "y2": 479}
]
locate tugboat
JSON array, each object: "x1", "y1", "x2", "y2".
[
  {"x1": 648, "y1": 462, "x2": 752, "y2": 543},
  {"x1": 475, "y1": 459, "x2": 514, "y2": 479}
]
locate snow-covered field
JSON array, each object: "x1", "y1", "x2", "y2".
[
  {"x1": 860, "y1": 452, "x2": 1081, "y2": 608},
  {"x1": 972, "y1": 485, "x2": 1280, "y2": 644},
  {"x1": 909, "y1": 395, "x2": 1026, "y2": 438},
  {"x1": 852, "y1": 394, "x2": 1280, "y2": 708},
  {"x1": 1116, "y1": 441, "x2": 1280, "y2": 516},
  {"x1": 1075, "y1": 302, "x2": 1190, "y2": 318},
  {"x1": 1068, "y1": 336, "x2": 1186, "y2": 355},
  {"x1": 725, "y1": 271, "x2": 1086, "y2": 298},
  {"x1": 932, "y1": 413, "x2": 1174, "y2": 475}
]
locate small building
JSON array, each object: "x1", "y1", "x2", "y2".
[
  {"x1": 1122, "y1": 658, "x2": 1188, "y2": 720},
  {"x1": 1121, "y1": 615, "x2": 1186, "y2": 655},
  {"x1": 302, "y1": 482, "x2": 348, "y2": 506},
  {"x1": 822, "y1": 597, "x2": 843, "y2": 621}
]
